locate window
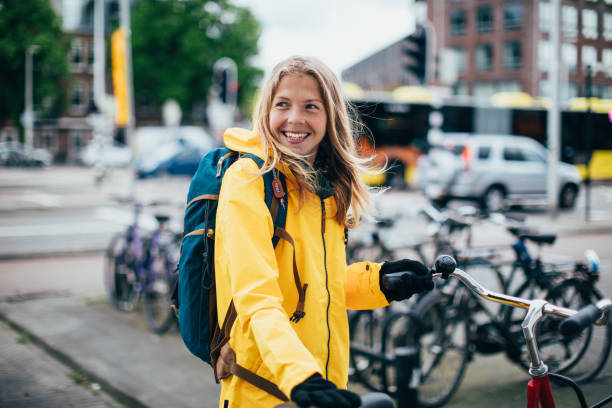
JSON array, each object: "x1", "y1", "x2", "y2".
[
  {"x1": 476, "y1": 44, "x2": 493, "y2": 71},
  {"x1": 603, "y1": 49, "x2": 612, "y2": 77},
  {"x1": 88, "y1": 41, "x2": 94, "y2": 66},
  {"x1": 454, "y1": 47, "x2": 467, "y2": 74},
  {"x1": 451, "y1": 9, "x2": 467, "y2": 36},
  {"x1": 503, "y1": 41, "x2": 522, "y2": 69},
  {"x1": 453, "y1": 82, "x2": 468, "y2": 96},
  {"x1": 567, "y1": 82, "x2": 579, "y2": 99},
  {"x1": 477, "y1": 6, "x2": 494, "y2": 33},
  {"x1": 582, "y1": 46, "x2": 598, "y2": 70},
  {"x1": 539, "y1": 79, "x2": 550, "y2": 97},
  {"x1": 504, "y1": 2, "x2": 523, "y2": 30},
  {"x1": 582, "y1": 9, "x2": 598, "y2": 39},
  {"x1": 503, "y1": 147, "x2": 525, "y2": 161},
  {"x1": 538, "y1": 40, "x2": 552, "y2": 71},
  {"x1": 539, "y1": 1, "x2": 551, "y2": 32},
  {"x1": 605, "y1": 13, "x2": 612, "y2": 41},
  {"x1": 562, "y1": 43, "x2": 577, "y2": 73},
  {"x1": 478, "y1": 146, "x2": 492, "y2": 160},
  {"x1": 562, "y1": 6, "x2": 578, "y2": 38},
  {"x1": 69, "y1": 38, "x2": 83, "y2": 71},
  {"x1": 523, "y1": 149, "x2": 545, "y2": 163},
  {"x1": 71, "y1": 83, "x2": 83, "y2": 109}
]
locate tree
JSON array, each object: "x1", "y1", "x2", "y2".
[
  {"x1": 0, "y1": 0, "x2": 70, "y2": 132},
  {"x1": 131, "y1": 0, "x2": 263, "y2": 122}
]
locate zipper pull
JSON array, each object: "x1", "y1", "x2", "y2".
[{"x1": 321, "y1": 199, "x2": 326, "y2": 234}]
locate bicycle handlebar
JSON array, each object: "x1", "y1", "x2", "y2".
[{"x1": 430, "y1": 255, "x2": 611, "y2": 325}]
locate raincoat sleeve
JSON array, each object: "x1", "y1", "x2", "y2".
[
  {"x1": 345, "y1": 261, "x2": 390, "y2": 310},
  {"x1": 216, "y1": 159, "x2": 321, "y2": 397}
]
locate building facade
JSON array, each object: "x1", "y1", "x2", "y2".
[{"x1": 342, "y1": 0, "x2": 612, "y2": 101}]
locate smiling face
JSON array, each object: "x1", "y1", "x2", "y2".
[{"x1": 269, "y1": 73, "x2": 328, "y2": 165}]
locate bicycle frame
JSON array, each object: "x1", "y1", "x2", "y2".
[{"x1": 433, "y1": 264, "x2": 611, "y2": 408}]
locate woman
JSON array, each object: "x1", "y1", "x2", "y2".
[{"x1": 213, "y1": 56, "x2": 432, "y2": 408}]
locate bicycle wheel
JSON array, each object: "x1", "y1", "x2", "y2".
[
  {"x1": 104, "y1": 232, "x2": 139, "y2": 311},
  {"x1": 143, "y1": 246, "x2": 177, "y2": 334},
  {"x1": 347, "y1": 243, "x2": 392, "y2": 264},
  {"x1": 508, "y1": 277, "x2": 611, "y2": 382},
  {"x1": 411, "y1": 290, "x2": 471, "y2": 407},
  {"x1": 349, "y1": 309, "x2": 388, "y2": 392}
]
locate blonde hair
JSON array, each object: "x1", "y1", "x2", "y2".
[{"x1": 251, "y1": 56, "x2": 376, "y2": 228}]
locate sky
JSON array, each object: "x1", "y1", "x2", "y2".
[{"x1": 232, "y1": 0, "x2": 421, "y2": 81}]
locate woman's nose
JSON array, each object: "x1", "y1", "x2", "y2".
[{"x1": 287, "y1": 107, "x2": 305, "y2": 124}]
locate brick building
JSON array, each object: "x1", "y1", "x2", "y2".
[{"x1": 342, "y1": 0, "x2": 612, "y2": 100}]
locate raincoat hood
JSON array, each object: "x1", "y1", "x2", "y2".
[{"x1": 224, "y1": 127, "x2": 266, "y2": 160}]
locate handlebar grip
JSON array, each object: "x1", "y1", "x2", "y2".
[
  {"x1": 433, "y1": 255, "x2": 456, "y2": 279},
  {"x1": 560, "y1": 304, "x2": 602, "y2": 337},
  {"x1": 274, "y1": 392, "x2": 394, "y2": 408},
  {"x1": 381, "y1": 272, "x2": 403, "y2": 291}
]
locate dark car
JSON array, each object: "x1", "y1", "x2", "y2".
[
  {"x1": 0, "y1": 142, "x2": 51, "y2": 167},
  {"x1": 136, "y1": 128, "x2": 215, "y2": 178}
]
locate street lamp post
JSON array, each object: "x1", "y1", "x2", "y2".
[{"x1": 24, "y1": 44, "x2": 40, "y2": 148}]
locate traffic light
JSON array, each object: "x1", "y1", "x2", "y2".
[
  {"x1": 404, "y1": 24, "x2": 428, "y2": 84},
  {"x1": 216, "y1": 68, "x2": 228, "y2": 104},
  {"x1": 213, "y1": 58, "x2": 238, "y2": 106}
]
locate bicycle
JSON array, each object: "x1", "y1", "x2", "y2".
[
  {"x1": 104, "y1": 197, "x2": 180, "y2": 334},
  {"x1": 370, "y1": 224, "x2": 608, "y2": 407},
  {"x1": 422, "y1": 255, "x2": 612, "y2": 408},
  {"x1": 347, "y1": 205, "x2": 521, "y2": 397}
]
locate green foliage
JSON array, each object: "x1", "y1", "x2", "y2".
[
  {"x1": 131, "y1": 0, "x2": 263, "y2": 121},
  {"x1": 0, "y1": 0, "x2": 70, "y2": 130}
]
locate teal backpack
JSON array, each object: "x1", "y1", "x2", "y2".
[{"x1": 171, "y1": 147, "x2": 307, "y2": 401}]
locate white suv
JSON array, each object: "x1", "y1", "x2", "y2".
[{"x1": 415, "y1": 134, "x2": 582, "y2": 211}]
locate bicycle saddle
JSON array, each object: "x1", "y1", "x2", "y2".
[
  {"x1": 519, "y1": 233, "x2": 557, "y2": 245},
  {"x1": 507, "y1": 226, "x2": 538, "y2": 237},
  {"x1": 376, "y1": 218, "x2": 394, "y2": 228},
  {"x1": 154, "y1": 214, "x2": 170, "y2": 223}
]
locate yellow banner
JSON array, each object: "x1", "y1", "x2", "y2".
[{"x1": 111, "y1": 29, "x2": 129, "y2": 126}]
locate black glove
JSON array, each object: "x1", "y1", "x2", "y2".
[
  {"x1": 291, "y1": 373, "x2": 361, "y2": 408},
  {"x1": 379, "y1": 259, "x2": 434, "y2": 302}
]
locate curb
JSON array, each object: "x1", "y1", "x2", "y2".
[{"x1": 0, "y1": 310, "x2": 148, "y2": 408}]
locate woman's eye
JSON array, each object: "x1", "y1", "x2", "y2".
[
  {"x1": 306, "y1": 104, "x2": 319, "y2": 110},
  {"x1": 275, "y1": 101, "x2": 288, "y2": 108}
]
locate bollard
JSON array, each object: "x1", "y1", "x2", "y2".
[{"x1": 394, "y1": 346, "x2": 419, "y2": 408}]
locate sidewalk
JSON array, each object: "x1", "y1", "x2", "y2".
[
  {"x1": 2, "y1": 291, "x2": 611, "y2": 408},
  {"x1": 0, "y1": 295, "x2": 218, "y2": 408}
]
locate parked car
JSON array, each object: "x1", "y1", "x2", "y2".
[
  {"x1": 78, "y1": 141, "x2": 132, "y2": 168},
  {"x1": 414, "y1": 133, "x2": 582, "y2": 211},
  {"x1": 0, "y1": 142, "x2": 51, "y2": 167},
  {"x1": 135, "y1": 126, "x2": 216, "y2": 178}
]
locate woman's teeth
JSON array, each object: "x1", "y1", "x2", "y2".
[{"x1": 283, "y1": 132, "x2": 308, "y2": 141}]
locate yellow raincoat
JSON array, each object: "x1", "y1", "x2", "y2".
[{"x1": 215, "y1": 128, "x2": 389, "y2": 407}]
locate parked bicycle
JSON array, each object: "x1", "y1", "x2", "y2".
[
  {"x1": 424, "y1": 256, "x2": 612, "y2": 408},
  {"x1": 104, "y1": 197, "x2": 180, "y2": 334},
  {"x1": 380, "y1": 245, "x2": 609, "y2": 407},
  {"x1": 348, "y1": 204, "x2": 523, "y2": 395}
]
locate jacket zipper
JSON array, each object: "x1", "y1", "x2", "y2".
[{"x1": 321, "y1": 198, "x2": 331, "y2": 379}]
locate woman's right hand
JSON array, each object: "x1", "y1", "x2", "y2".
[
  {"x1": 290, "y1": 373, "x2": 361, "y2": 408},
  {"x1": 379, "y1": 259, "x2": 434, "y2": 302}
]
